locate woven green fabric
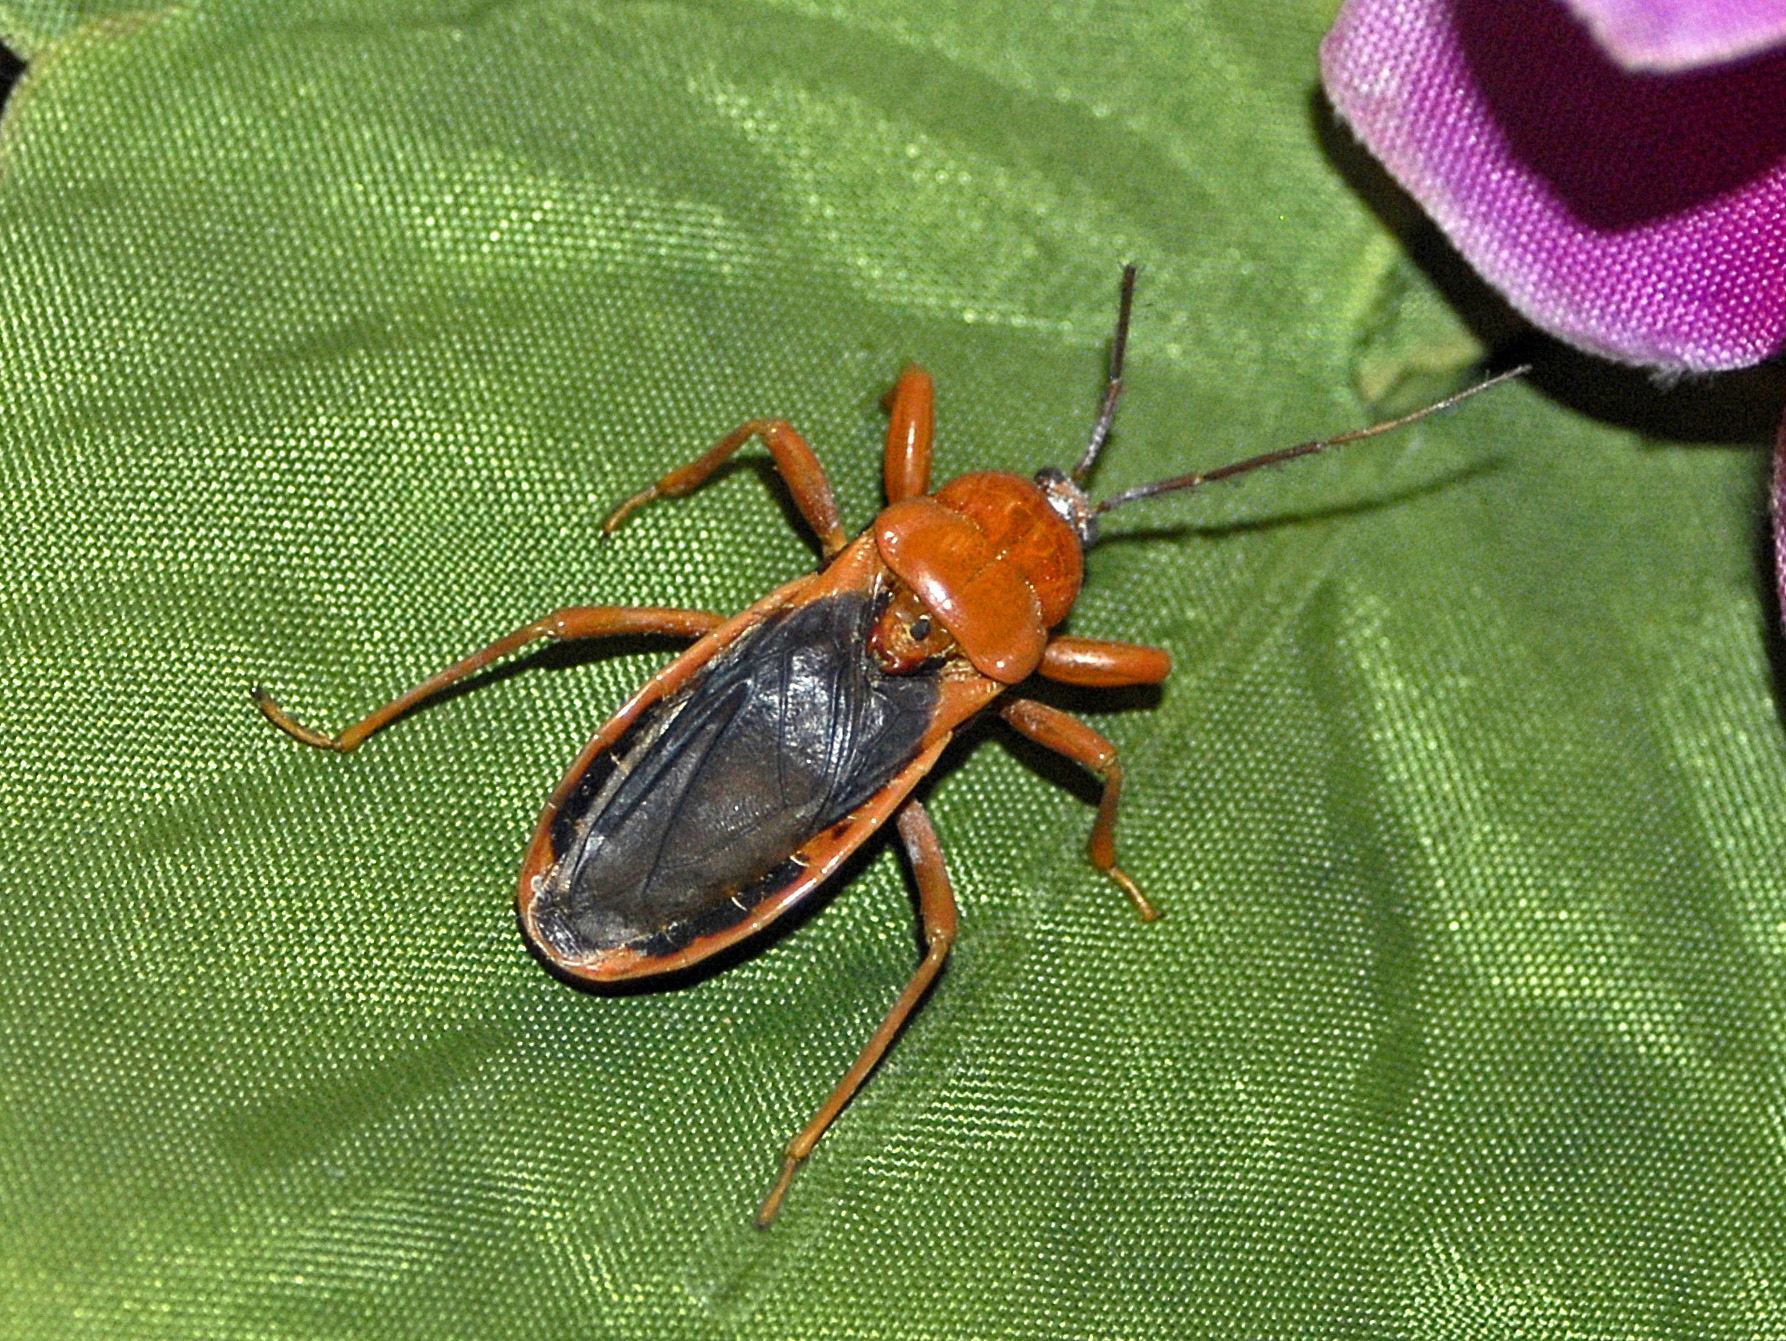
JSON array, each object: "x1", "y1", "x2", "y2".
[{"x1": 2, "y1": 1, "x2": 1782, "y2": 1336}]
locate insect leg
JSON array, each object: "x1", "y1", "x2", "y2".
[
  {"x1": 1038, "y1": 635, "x2": 1171, "y2": 688},
  {"x1": 253, "y1": 606, "x2": 723, "y2": 753},
  {"x1": 755, "y1": 798, "x2": 958, "y2": 1228},
  {"x1": 881, "y1": 365, "x2": 935, "y2": 503},
  {"x1": 602, "y1": 419, "x2": 848, "y2": 557},
  {"x1": 998, "y1": 698, "x2": 1159, "y2": 922}
]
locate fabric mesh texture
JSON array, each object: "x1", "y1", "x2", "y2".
[{"x1": 1, "y1": 1, "x2": 1782, "y2": 1337}]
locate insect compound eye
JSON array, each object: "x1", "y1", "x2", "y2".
[{"x1": 867, "y1": 588, "x2": 954, "y2": 677}]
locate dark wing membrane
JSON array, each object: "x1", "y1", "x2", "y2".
[{"x1": 527, "y1": 594, "x2": 939, "y2": 961}]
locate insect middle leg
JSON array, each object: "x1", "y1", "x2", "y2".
[
  {"x1": 253, "y1": 605, "x2": 723, "y2": 753},
  {"x1": 755, "y1": 798, "x2": 959, "y2": 1228},
  {"x1": 1038, "y1": 635, "x2": 1171, "y2": 688},
  {"x1": 998, "y1": 697, "x2": 1159, "y2": 922},
  {"x1": 602, "y1": 418, "x2": 848, "y2": 557}
]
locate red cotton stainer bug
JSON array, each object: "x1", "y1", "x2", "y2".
[{"x1": 254, "y1": 266, "x2": 1522, "y2": 1226}]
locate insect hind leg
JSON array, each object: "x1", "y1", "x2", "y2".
[{"x1": 755, "y1": 798, "x2": 958, "y2": 1227}]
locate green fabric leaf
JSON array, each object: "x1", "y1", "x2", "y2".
[{"x1": 2, "y1": 1, "x2": 1781, "y2": 1336}]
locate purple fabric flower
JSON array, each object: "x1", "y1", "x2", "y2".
[
  {"x1": 1562, "y1": 0, "x2": 1786, "y2": 71},
  {"x1": 1322, "y1": 0, "x2": 1786, "y2": 372}
]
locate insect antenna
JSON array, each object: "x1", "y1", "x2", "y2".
[
  {"x1": 1071, "y1": 261, "x2": 1140, "y2": 485},
  {"x1": 1093, "y1": 364, "x2": 1529, "y2": 517}
]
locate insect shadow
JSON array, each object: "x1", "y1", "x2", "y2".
[{"x1": 1093, "y1": 452, "x2": 1503, "y2": 551}]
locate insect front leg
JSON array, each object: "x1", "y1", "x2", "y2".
[
  {"x1": 881, "y1": 365, "x2": 935, "y2": 503},
  {"x1": 1038, "y1": 635, "x2": 1171, "y2": 688},
  {"x1": 755, "y1": 798, "x2": 959, "y2": 1228},
  {"x1": 998, "y1": 697, "x2": 1159, "y2": 922},
  {"x1": 253, "y1": 605, "x2": 723, "y2": 753},
  {"x1": 602, "y1": 418, "x2": 849, "y2": 557}
]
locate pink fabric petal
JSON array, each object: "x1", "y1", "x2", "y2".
[
  {"x1": 1323, "y1": 0, "x2": 1786, "y2": 372},
  {"x1": 1561, "y1": 0, "x2": 1786, "y2": 72}
]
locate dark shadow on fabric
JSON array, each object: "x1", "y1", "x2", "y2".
[
  {"x1": 1754, "y1": 458, "x2": 1786, "y2": 730},
  {"x1": 1313, "y1": 89, "x2": 1786, "y2": 444},
  {"x1": 1012, "y1": 675, "x2": 1162, "y2": 725},
  {"x1": 1094, "y1": 458, "x2": 1502, "y2": 548},
  {"x1": 609, "y1": 456, "x2": 836, "y2": 567},
  {"x1": 984, "y1": 712, "x2": 1102, "y2": 817},
  {"x1": 736, "y1": 455, "x2": 839, "y2": 562},
  {"x1": 1522, "y1": 342, "x2": 1786, "y2": 444},
  {"x1": 1356, "y1": 870, "x2": 1427, "y2": 1122},
  {"x1": 0, "y1": 46, "x2": 20, "y2": 114},
  {"x1": 215, "y1": 1023, "x2": 512, "y2": 1168}
]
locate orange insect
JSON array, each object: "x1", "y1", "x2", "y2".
[{"x1": 255, "y1": 266, "x2": 1519, "y2": 1224}]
